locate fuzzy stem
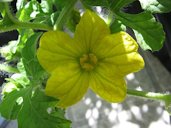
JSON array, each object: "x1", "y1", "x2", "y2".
[
  {"x1": 0, "y1": 3, "x2": 53, "y2": 33},
  {"x1": 0, "y1": 21, "x2": 53, "y2": 33},
  {"x1": 127, "y1": 89, "x2": 171, "y2": 102},
  {"x1": 4, "y1": 3, "x2": 18, "y2": 23},
  {"x1": 54, "y1": 0, "x2": 78, "y2": 30}
]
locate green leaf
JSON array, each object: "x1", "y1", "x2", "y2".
[
  {"x1": 17, "y1": 88, "x2": 71, "y2": 128},
  {"x1": 0, "y1": 0, "x2": 13, "y2": 2},
  {"x1": 0, "y1": 3, "x2": 15, "y2": 30},
  {"x1": 139, "y1": 0, "x2": 171, "y2": 13},
  {"x1": 110, "y1": 0, "x2": 135, "y2": 10},
  {"x1": 115, "y1": 12, "x2": 165, "y2": 50},
  {"x1": 82, "y1": 0, "x2": 135, "y2": 8},
  {"x1": 0, "y1": 40, "x2": 19, "y2": 60},
  {"x1": 0, "y1": 88, "x2": 27, "y2": 119},
  {"x1": 0, "y1": 87, "x2": 71, "y2": 128},
  {"x1": 82, "y1": 0, "x2": 110, "y2": 7},
  {"x1": 82, "y1": 0, "x2": 136, "y2": 8},
  {"x1": 55, "y1": 0, "x2": 73, "y2": 9},
  {"x1": 66, "y1": 10, "x2": 80, "y2": 32},
  {"x1": 0, "y1": 3, "x2": 5, "y2": 13},
  {"x1": 110, "y1": 19, "x2": 126, "y2": 33},
  {"x1": 41, "y1": 0, "x2": 68, "y2": 11},
  {"x1": 108, "y1": 0, "x2": 166, "y2": 51},
  {"x1": 41, "y1": 0, "x2": 55, "y2": 13},
  {"x1": 17, "y1": 0, "x2": 42, "y2": 22},
  {"x1": 16, "y1": 0, "x2": 28, "y2": 11},
  {"x1": 22, "y1": 32, "x2": 44, "y2": 82}
]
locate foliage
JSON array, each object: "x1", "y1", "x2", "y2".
[{"x1": 0, "y1": 0, "x2": 171, "y2": 127}]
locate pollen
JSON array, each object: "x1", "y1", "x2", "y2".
[{"x1": 80, "y1": 53, "x2": 98, "y2": 71}]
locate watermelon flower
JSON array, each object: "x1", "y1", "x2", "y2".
[{"x1": 37, "y1": 10, "x2": 144, "y2": 108}]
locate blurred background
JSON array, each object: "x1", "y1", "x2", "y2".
[{"x1": 0, "y1": 1, "x2": 171, "y2": 128}]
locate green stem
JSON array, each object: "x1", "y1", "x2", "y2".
[
  {"x1": 4, "y1": 3, "x2": 18, "y2": 24},
  {"x1": 54, "y1": 0, "x2": 78, "y2": 30},
  {"x1": 0, "y1": 3, "x2": 53, "y2": 33},
  {"x1": 0, "y1": 64, "x2": 19, "y2": 73},
  {"x1": 0, "y1": 21, "x2": 53, "y2": 33},
  {"x1": 127, "y1": 89, "x2": 171, "y2": 102}
]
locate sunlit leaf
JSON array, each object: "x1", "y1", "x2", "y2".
[
  {"x1": 115, "y1": 12, "x2": 164, "y2": 51},
  {"x1": 110, "y1": 0, "x2": 165, "y2": 51},
  {"x1": 139, "y1": 0, "x2": 171, "y2": 13}
]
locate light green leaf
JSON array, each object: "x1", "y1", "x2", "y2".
[
  {"x1": 17, "y1": 0, "x2": 42, "y2": 22},
  {"x1": 139, "y1": 0, "x2": 171, "y2": 13},
  {"x1": 40, "y1": 0, "x2": 55, "y2": 13},
  {"x1": 0, "y1": 40, "x2": 19, "y2": 60},
  {"x1": 115, "y1": 12, "x2": 165, "y2": 50},
  {"x1": 0, "y1": 88, "x2": 27, "y2": 119},
  {"x1": 16, "y1": 0, "x2": 27, "y2": 11},
  {"x1": 22, "y1": 32, "x2": 44, "y2": 82}
]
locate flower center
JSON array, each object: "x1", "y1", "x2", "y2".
[{"x1": 80, "y1": 53, "x2": 98, "y2": 71}]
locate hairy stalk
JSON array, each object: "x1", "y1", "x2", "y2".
[
  {"x1": 0, "y1": 3, "x2": 53, "y2": 33},
  {"x1": 127, "y1": 89, "x2": 171, "y2": 103},
  {"x1": 54, "y1": 0, "x2": 78, "y2": 30}
]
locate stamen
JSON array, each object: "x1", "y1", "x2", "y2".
[{"x1": 80, "y1": 53, "x2": 98, "y2": 71}]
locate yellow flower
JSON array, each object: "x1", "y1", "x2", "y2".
[{"x1": 37, "y1": 10, "x2": 144, "y2": 108}]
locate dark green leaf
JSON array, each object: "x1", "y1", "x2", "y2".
[
  {"x1": 17, "y1": 88, "x2": 71, "y2": 128},
  {"x1": 54, "y1": 0, "x2": 73, "y2": 10},
  {"x1": 139, "y1": 0, "x2": 171, "y2": 13},
  {"x1": 66, "y1": 10, "x2": 80, "y2": 32},
  {"x1": 82, "y1": 0, "x2": 135, "y2": 8},
  {"x1": 22, "y1": 32, "x2": 44, "y2": 82},
  {"x1": 0, "y1": 3, "x2": 5, "y2": 12},
  {"x1": 110, "y1": 19, "x2": 126, "y2": 33},
  {"x1": 115, "y1": 12, "x2": 165, "y2": 50},
  {"x1": 82, "y1": 0, "x2": 110, "y2": 7},
  {"x1": 110, "y1": 0, "x2": 135, "y2": 11}
]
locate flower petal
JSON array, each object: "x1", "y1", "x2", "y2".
[
  {"x1": 93, "y1": 32, "x2": 144, "y2": 75},
  {"x1": 45, "y1": 63, "x2": 89, "y2": 108},
  {"x1": 37, "y1": 31, "x2": 81, "y2": 73},
  {"x1": 89, "y1": 63, "x2": 126, "y2": 103},
  {"x1": 107, "y1": 52, "x2": 144, "y2": 75},
  {"x1": 74, "y1": 10, "x2": 110, "y2": 52}
]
